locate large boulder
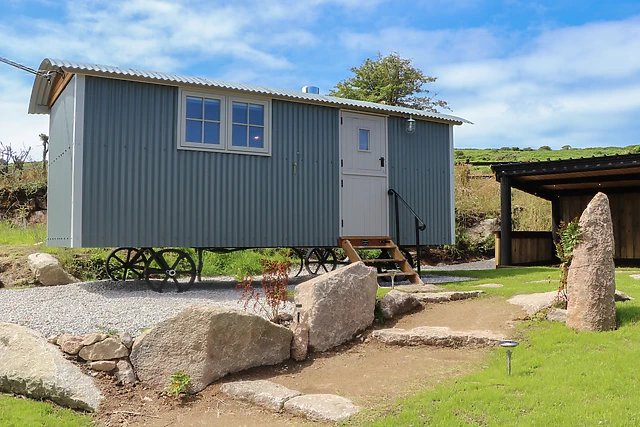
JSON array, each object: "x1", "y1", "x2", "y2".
[
  {"x1": 129, "y1": 306, "x2": 292, "y2": 393},
  {"x1": 0, "y1": 323, "x2": 103, "y2": 412},
  {"x1": 566, "y1": 192, "x2": 617, "y2": 331},
  {"x1": 27, "y1": 253, "x2": 76, "y2": 286},
  {"x1": 294, "y1": 262, "x2": 378, "y2": 352}
]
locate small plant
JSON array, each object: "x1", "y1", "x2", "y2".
[
  {"x1": 236, "y1": 258, "x2": 291, "y2": 323},
  {"x1": 555, "y1": 219, "x2": 582, "y2": 308},
  {"x1": 166, "y1": 371, "x2": 192, "y2": 397}
]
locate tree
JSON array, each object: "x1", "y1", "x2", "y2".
[{"x1": 329, "y1": 52, "x2": 450, "y2": 113}]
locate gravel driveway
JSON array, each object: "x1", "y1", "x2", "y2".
[{"x1": 0, "y1": 259, "x2": 494, "y2": 338}]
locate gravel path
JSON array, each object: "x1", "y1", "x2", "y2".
[
  {"x1": 0, "y1": 279, "x2": 298, "y2": 338},
  {"x1": 0, "y1": 259, "x2": 494, "y2": 339}
]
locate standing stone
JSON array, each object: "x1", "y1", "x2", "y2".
[
  {"x1": 566, "y1": 192, "x2": 617, "y2": 331},
  {"x1": 129, "y1": 307, "x2": 292, "y2": 393},
  {"x1": 294, "y1": 262, "x2": 378, "y2": 352},
  {"x1": 0, "y1": 323, "x2": 103, "y2": 412},
  {"x1": 290, "y1": 322, "x2": 309, "y2": 361},
  {"x1": 27, "y1": 253, "x2": 76, "y2": 286}
]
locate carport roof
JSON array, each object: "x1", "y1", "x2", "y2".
[{"x1": 491, "y1": 153, "x2": 640, "y2": 200}]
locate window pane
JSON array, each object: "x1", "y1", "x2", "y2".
[
  {"x1": 232, "y1": 102, "x2": 248, "y2": 124},
  {"x1": 359, "y1": 129, "x2": 370, "y2": 151},
  {"x1": 204, "y1": 122, "x2": 220, "y2": 145},
  {"x1": 249, "y1": 104, "x2": 264, "y2": 126},
  {"x1": 186, "y1": 97, "x2": 202, "y2": 120},
  {"x1": 232, "y1": 124, "x2": 247, "y2": 147},
  {"x1": 248, "y1": 126, "x2": 264, "y2": 148},
  {"x1": 186, "y1": 120, "x2": 202, "y2": 143},
  {"x1": 204, "y1": 99, "x2": 220, "y2": 121}
]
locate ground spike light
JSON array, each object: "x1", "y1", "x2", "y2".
[{"x1": 500, "y1": 340, "x2": 519, "y2": 375}]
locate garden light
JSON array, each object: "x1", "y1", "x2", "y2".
[{"x1": 499, "y1": 340, "x2": 519, "y2": 375}]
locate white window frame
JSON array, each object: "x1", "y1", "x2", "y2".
[{"x1": 177, "y1": 89, "x2": 271, "y2": 156}]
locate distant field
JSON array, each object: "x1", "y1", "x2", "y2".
[{"x1": 454, "y1": 145, "x2": 639, "y2": 164}]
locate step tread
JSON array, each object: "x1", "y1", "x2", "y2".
[
  {"x1": 362, "y1": 258, "x2": 405, "y2": 263},
  {"x1": 377, "y1": 272, "x2": 417, "y2": 277}
]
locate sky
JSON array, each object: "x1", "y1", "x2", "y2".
[{"x1": 1, "y1": 0, "x2": 640, "y2": 155}]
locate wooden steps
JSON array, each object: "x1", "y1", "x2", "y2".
[{"x1": 338, "y1": 236, "x2": 422, "y2": 285}]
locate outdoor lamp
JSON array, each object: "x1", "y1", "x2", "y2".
[
  {"x1": 500, "y1": 340, "x2": 519, "y2": 375},
  {"x1": 406, "y1": 116, "x2": 416, "y2": 133}
]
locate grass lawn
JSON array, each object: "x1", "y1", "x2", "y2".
[
  {"x1": 0, "y1": 394, "x2": 91, "y2": 427},
  {"x1": 358, "y1": 267, "x2": 640, "y2": 426}
]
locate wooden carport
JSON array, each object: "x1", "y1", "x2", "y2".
[{"x1": 491, "y1": 153, "x2": 640, "y2": 267}]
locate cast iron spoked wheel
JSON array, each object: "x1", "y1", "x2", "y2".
[
  {"x1": 285, "y1": 247, "x2": 305, "y2": 277},
  {"x1": 304, "y1": 247, "x2": 338, "y2": 275},
  {"x1": 105, "y1": 247, "x2": 147, "y2": 281},
  {"x1": 375, "y1": 250, "x2": 400, "y2": 282},
  {"x1": 144, "y1": 248, "x2": 196, "y2": 293},
  {"x1": 400, "y1": 247, "x2": 415, "y2": 269}
]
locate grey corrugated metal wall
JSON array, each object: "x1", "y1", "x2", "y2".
[
  {"x1": 388, "y1": 116, "x2": 454, "y2": 245},
  {"x1": 47, "y1": 77, "x2": 75, "y2": 246},
  {"x1": 81, "y1": 77, "x2": 339, "y2": 248}
]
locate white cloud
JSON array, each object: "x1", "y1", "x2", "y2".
[{"x1": 340, "y1": 15, "x2": 640, "y2": 149}]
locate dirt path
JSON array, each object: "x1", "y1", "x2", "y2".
[{"x1": 95, "y1": 296, "x2": 526, "y2": 427}]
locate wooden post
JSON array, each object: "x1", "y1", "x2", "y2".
[
  {"x1": 551, "y1": 197, "x2": 561, "y2": 262},
  {"x1": 551, "y1": 197, "x2": 560, "y2": 244},
  {"x1": 500, "y1": 176, "x2": 512, "y2": 266}
]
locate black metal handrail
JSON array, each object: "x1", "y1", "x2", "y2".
[{"x1": 388, "y1": 188, "x2": 427, "y2": 277}]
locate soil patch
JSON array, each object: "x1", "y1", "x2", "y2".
[
  {"x1": 94, "y1": 296, "x2": 526, "y2": 426},
  {"x1": 0, "y1": 246, "x2": 39, "y2": 288}
]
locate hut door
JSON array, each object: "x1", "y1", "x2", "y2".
[{"x1": 340, "y1": 111, "x2": 389, "y2": 236}]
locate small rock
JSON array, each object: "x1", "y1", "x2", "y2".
[
  {"x1": 119, "y1": 332, "x2": 134, "y2": 349},
  {"x1": 142, "y1": 396, "x2": 153, "y2": 403},
  {"x1": 89, "y1": 361, "x2": 117, "y2": 372},
  {"x1": 47, "y1": 335, "x2": 58, "y2": 345},
  {"x1": 290, "y1": 322, "x2": 309, "y2": 362},
  {"x1": 27, "y1": 253, "x2": 76, "y2": 286},
  {"x1": 284, "y1": 394, "x2": 360, "y2": 422},
  {"x1": 82, "y1": 333, "x2": 107, "y2": 346},
  {"x1": 547, "y1": 309, "x2": 567, "y2": 323},
  {"x1": 57, "y1": 334, "x2": 85, "y2": 355},
  {"x1": 116, "y1": 360, "x2": 137, "y2": 385},
  {"x1": 377, "y1": 290, "x2": 421, "y2": 320},
  {"x1": 615, "y1": 290, "x2": 634, "y2": 302},
  {"x1": 79, "y1": 338, "x2": 129, "y2": 361},
  {"x1": 220, "y1": 380, "x2": 302, "y2": 412}
]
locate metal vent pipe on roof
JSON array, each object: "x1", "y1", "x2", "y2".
[{"x1": 301, "y1": 86, "x2": 320, "y2": 94}]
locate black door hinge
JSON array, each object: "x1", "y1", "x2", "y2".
[
  {"x1": 341, "y1": 179, "x2": 343, "y2": 187},
  {"x1": 341, "y1": 219, "x2": 344, "y2": 227},
  {"x1": 341, "y1": 159, "x2": 343, "y2": 167},
  {"x1": 340, "y1": 117, "x2": 343, "y2": 124}
]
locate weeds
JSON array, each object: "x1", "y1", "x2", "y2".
[
  {"x1": 236, "y1": 258, "x2": 291, "y2": 323},
  {"x1": 166, "y1": 371, "x2": 192, "y2": 397},
  {"x1": 555, "y1": 219, "x2": 582, "y2": 307}
]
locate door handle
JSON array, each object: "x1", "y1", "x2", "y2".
[{"x1": 379, "y1": 157, "x2": 385, "y2": 167}]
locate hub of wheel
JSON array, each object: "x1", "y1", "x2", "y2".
[{"x1": 167, "y1": 269, "x2": 177, "y2": 277}]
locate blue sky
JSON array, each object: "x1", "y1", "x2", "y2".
[{"x1": 1, "y1": 0, "x2": 640, "y2": 154}]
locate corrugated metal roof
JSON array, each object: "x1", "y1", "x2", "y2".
[{"x1": 29, "y1": 58, "x2": 472, "y2": 125}]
